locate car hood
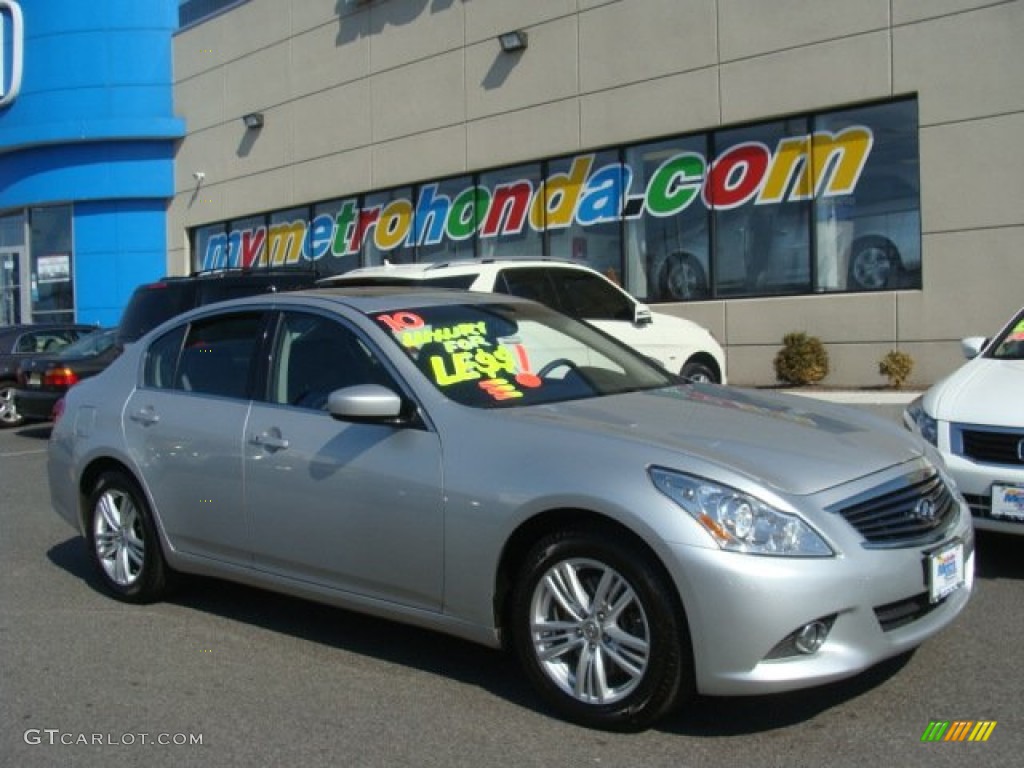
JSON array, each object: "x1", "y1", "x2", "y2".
[
  {"x1": 502, "y1": 385, "x2": 924, "y2": 496},
  {"x1": 925, "y1": 358, "x2": 1024, "y2": 427}
]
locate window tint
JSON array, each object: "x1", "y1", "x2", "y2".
[
  {"x1": 420, "y1": 274, "x2": 477, "y2": 290},
  {"x1": 118, "y1": 282, "x2": 197, "y2": 343},
  {"x1": 143, "y1": 326, "x2": 187, "y2": 389},
  {"x1": 269, "y1": 312, "x2": 391, "y2": 410},
  {"x1": 495, "y1": 268, "x2": 561, "y2": 310},
  {"x1": 16, "y1": 329, "x2": 81, "y2": 353},
  {"x1": 549, "y1": 270, "x2": 634, "y2": 321},
  {"x1": 175, "y1": 314, "x2": 263, "y2": 398}
]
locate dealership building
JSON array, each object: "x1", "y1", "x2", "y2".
[{"x1": 2, "y1": 0, "x2": 1022, "y2": 387}]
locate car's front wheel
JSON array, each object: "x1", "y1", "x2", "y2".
[
  {"x1": 86, "y1": 471, "x2": 170, "y2": 603},
  {"x1": 511, "y1": 528, "x2": 691, "y2": 731}
]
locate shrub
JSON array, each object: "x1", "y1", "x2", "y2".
[
  {"x1": 774, "y1": 332, "x2": 829, "y2": 386},
  {"x1": 879, "y1": 349, "x2": 914, "y2": 389}
]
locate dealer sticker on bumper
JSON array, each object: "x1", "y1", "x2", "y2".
[
  {"x1": 991, "y1": 484, "x2": 1024, "y2": 522},
  {"x1": 927, "y1": 541, "x2": 965, "y2": 603}
]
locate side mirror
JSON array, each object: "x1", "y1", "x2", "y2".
[
  {"x1": 327, "y1": 384, "x2": 408, "y2": 423},
  {"x1": 634, "y1": 303, "x2": 654, "y2": 326},
  {"x1": 960, "y1": 336, "x2": 987, "y2": 360}
]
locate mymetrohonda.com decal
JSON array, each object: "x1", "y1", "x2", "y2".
[{"x1": 202, "y1": 126, "x2": 872, "y2": 271}]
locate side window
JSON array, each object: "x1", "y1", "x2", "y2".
[
  {"x1": 495, "y1": 268, "x2": 561, "y2": 311},
  {"x1": 421, "y1": 275, "x2": 477, "y2": 289},
  {"x1": 16, "y1": 330, "x2": 76, "y2": 353},
  {"x1": 174, "y1": 313, "x2": 263, "y2": 398},
  {"x1": 14, "y1": 333, "x2": 37, "y2": 353},
  {"x1": 142, "y1": 326, "x2": 187, "y2": 389},
  {"x1": 269, "y1": 312, "x2": 391, "y2": 410},
  {"x1": 550, "y1": 270, "x2": 635, "y2": 321}
]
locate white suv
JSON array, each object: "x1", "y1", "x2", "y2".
[{"x1": 321, "y1": 259, "x2": 726, "y2": 383}]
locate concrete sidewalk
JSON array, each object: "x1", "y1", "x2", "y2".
[{"x1": 783, "y1": 389, "x2": 921, "y2": 405}]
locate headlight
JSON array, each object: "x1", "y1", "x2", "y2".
[
  {"x1": 905, "y1": 397, "x2": 938, "y2": 446},
  {"x1": 649, "y1": 467, "x2": 833, "y2": 557}
]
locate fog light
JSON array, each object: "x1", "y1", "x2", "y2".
[
  {"x1": 764, "y1": 615, "x2": 835, "y2": 660},
  {"x1": 794, "y1": 621, "x2": 830, "y2": 654}
]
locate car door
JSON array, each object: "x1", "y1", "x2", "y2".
[
  {"x1": 122, "y1": 311, "x2": 265, "y2": 563},
  {"x1": 244, "y1": 310, "x2": 445, "y2": 611}
]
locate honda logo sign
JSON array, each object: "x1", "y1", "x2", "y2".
[{"x1": 0, "y1": 0, "x2": 24, "y2": 108}]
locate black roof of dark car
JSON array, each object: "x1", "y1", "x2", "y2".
[{"x1": 116, "y1": 268, "x2": 321, "y2": 343}]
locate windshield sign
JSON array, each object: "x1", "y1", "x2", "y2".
[{"x1": 373, "y1": 303, "x2": 672, "y2": 407}]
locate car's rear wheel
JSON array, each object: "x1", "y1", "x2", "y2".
[
  {"x1": 680, "y1": 360, "x2": 717, "y2": 384},
  {"x1": 511, "y1": 528, "x2": 691, "y2": 731},
  {"x1": 0, "y1": 380, "x2": 25, "y2": 428},
  {"x1": 86, "y1": 471, "x2": 169, "y2": 603}
]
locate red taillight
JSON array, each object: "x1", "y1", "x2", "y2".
[
  {"x1": 44, "y1": 367, "x2": 79, "y2": 388},
  {"x1": 51, "y1": 397, "x2": 65, "y2": 425}
]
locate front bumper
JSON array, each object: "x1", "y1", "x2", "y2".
[
  {"x1": 664, "y1": 498, "x2": 974, "y2": 696},
  {"x1": 940, "y1": 439, "x2": 1024, "y2": 536}
]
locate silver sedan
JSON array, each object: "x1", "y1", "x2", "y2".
[{"x1": 48, "y1": 287, "x2": 973, "y2": 730}]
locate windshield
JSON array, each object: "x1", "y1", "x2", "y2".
[
  {"x1": 371, "y1": 302, "x2": 675, "y2": 407},
  {"x1": 989, "y1": 309, "x2": 1024, "y2": 360},
  {"x1": 57, "y1": 328, "x2": 117, "y2": 358}
]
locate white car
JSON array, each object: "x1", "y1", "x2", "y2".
[
  {"x1": 320, "y1": 259, "x2": 727, "y2": 383},
  {"x1": 904, "y1": 305, "x2": 1024, "y2": 535}
]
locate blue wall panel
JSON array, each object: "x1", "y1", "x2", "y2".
[{"x1": 74, "y1": 200, "x2": 169, "y2": 327}]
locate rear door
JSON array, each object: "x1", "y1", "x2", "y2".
[{"x1": 123, "y1": 311, "x2": 266, "y2": 563}]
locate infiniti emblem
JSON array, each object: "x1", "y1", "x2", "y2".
[
  {"x1": 913, "y1": 498, "x2": 937, "y2": 522},
  {"x1": 1018, "y1": 438, "x2": 1024, "y2": 462}
]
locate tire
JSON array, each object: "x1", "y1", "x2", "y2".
[
  {"x1": 0, "y1": 380, "x2": 25, "y2": 429},
  {"x1": 86, "y1": 471, "x2": 170, "y2": 603},
  {"x1": 848, "y1": 237, "x2": 898, "y2": 290},
  {"x1": 659, "y1": 255, "x2": 708, "y2": 301},
  {"x1": 510, "y1": 528, "x2": 692, "y2": 731},
  {"x1": 680, "y1": 360, "x2": 718, "y2": 384}
]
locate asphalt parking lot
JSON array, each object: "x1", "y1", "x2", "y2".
[{"x1": 1, "y1": 409, "x2": 1021, "y2": 768}]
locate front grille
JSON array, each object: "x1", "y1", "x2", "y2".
[
  {"x1": 874, "y1": 593, "x2": 939, "y2": 632},
  {"x1": 958, "y1": 426, "x2": 1024, "y2": 465},
  {"x1": 961, "y1": 493, "x2": 990, "y2": 516},
  {"x1": 834, "y1": 472, "x2": 957, "y2": 546}
]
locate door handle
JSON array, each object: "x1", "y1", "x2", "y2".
[
  {"x1": 249, "y1": 431, "x2": 290, "y2": 451},
  {"x1": 128, "y1": 407, "x2": 159, "y2": 426}
]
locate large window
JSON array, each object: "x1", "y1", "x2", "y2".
[
  {"x1": 624, "y1": 136, "x2": 711, "y2": 301},
  {"x1": 477, "y1": 164, "x2": 543, "y2": 259},
  {"x1": 546, "y1": 151, "x2": 623, "y2": 282},
  {"x1": 414, "y1": 176, "x2": 477, "y2": 263},
  {"x1": 711, "y1": 118, "x2": 812, "y2": 298},
  {"x1": 815, "y1": 100, "x2": 921, "y2": 292},
  {"x1": 189, "y1": 99, "x2": 922, "y2": 303},
  {"x1": 29, "y1": 205, "x2": 74, "y2": 323},
  {"x1": 178, "y1": 0, "x2": 248, "y2": 29}
]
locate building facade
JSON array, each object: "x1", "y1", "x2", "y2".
[
  {"x1": 0, "y1": 0, "x2": 184, "y2": 328},
  {"x1": 7, "y1": 0, "x2": 1015, "y2": 388},
  {"x1": 170, "y1": 0, "x2": 1024, "y2": 387}
]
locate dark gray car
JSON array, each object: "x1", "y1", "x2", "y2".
[{"x1": 0, "y1": 323, "x2": 96, "y2": 427}]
